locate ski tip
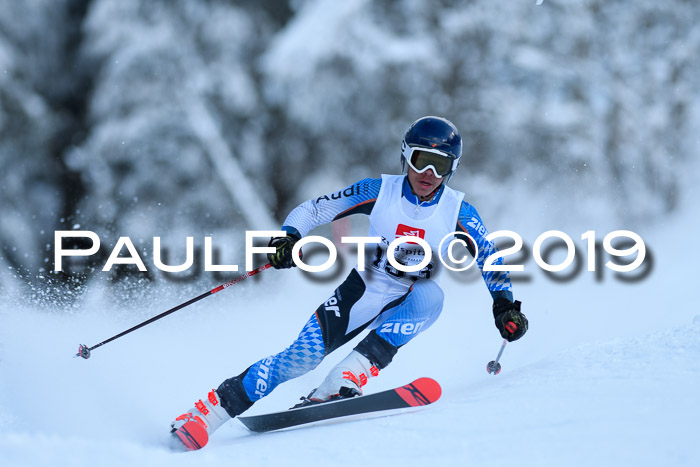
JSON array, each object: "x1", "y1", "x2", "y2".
[
  {"x1": 395, "y1": 377, "x2": 442, "y2": 407},
  {"x1": 173, "y1": 420, "x2": 209, "y2": 451}
]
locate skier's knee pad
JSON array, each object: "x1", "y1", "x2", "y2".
[
  {"x1": 401, "y1": 279, "x2": 444, "y2": 327},
  {"x1": 408, "y1": 279, "x2": 444, "y2": 319},
  {"x1": 370, "y1": 280, "x2": 444, "y2": 348}
]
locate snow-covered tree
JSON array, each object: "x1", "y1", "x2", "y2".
[
  {"x1": 0, "y1": 0, "x2": 78, "y2": 289},
  {"x1": 67, "y1": 0, "x2": 281, "y2": 242},
  {"x1": 1, "y1": 0, "x2": 699, "y2": 296},
  {"x1": 261, "y1": 0, "x2": 700, "y2": 223}
]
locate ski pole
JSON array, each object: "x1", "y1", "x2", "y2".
[
  {"x1": 486, "y1": 321, "x2": 517, "y2": 375},
  {"x1": 486, "y1": 339, "x2": 507, "y2": 375},
  {"x1": 75, "y1": 263, "x2": 272, "y2": 359}
]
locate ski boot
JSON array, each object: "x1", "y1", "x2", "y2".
[
  {"x1": 171, "y1": 389, "x2": 231, "y2": 450},
  {"x1": 297, "y1": 351, "x2": 379, "y2": 407}
]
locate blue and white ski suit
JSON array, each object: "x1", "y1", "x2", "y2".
[{"x1": 224, "y1": 175, "x2": 512, "y2": 407}]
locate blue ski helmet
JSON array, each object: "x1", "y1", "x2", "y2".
[{"x1": 401, "y1": 116, "x2": 462, "y2": 184}]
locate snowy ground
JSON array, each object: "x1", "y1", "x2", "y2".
[{"x1": 1, "y1": 192, "x2": 699, "y2": 467}]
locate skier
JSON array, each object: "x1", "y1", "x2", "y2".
[{"x1": 171, "y1": 116, "x2": 528, "y2": 449}]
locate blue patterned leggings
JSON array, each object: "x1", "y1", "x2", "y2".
[{"x1": 240, "y1": 269, "x2": 444, "y2": 402}]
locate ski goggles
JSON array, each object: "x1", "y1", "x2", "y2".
[{"x1": 403, "y1": 145, "x2": 458, "y2": 178}]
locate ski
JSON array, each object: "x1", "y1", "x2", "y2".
[{"x1": 237, "y1": 377, "x2": 441, "y2": 433}]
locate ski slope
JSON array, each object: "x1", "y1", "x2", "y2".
[{"x1": 1, "y1": 198, "x2": 698, "y2": 467}]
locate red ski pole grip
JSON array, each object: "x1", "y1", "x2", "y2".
[{"x1": 505, "y1": 321, "x2": 518, "y2": 333}]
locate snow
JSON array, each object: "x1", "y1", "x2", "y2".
[{"x1": 1, "y1": 182, "x2": 699, "y2": 467}]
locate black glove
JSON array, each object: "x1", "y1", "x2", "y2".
[
  {"x1": 492, "y1": 298, "x2": 528, "y2": 342},
  {"x1": 267, "y1": 234, "x2": 302, "y2": 269}
]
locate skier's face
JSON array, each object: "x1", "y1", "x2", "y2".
[{"x1": 407, "y1": 166, "x2": 444, "y2": 201}]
